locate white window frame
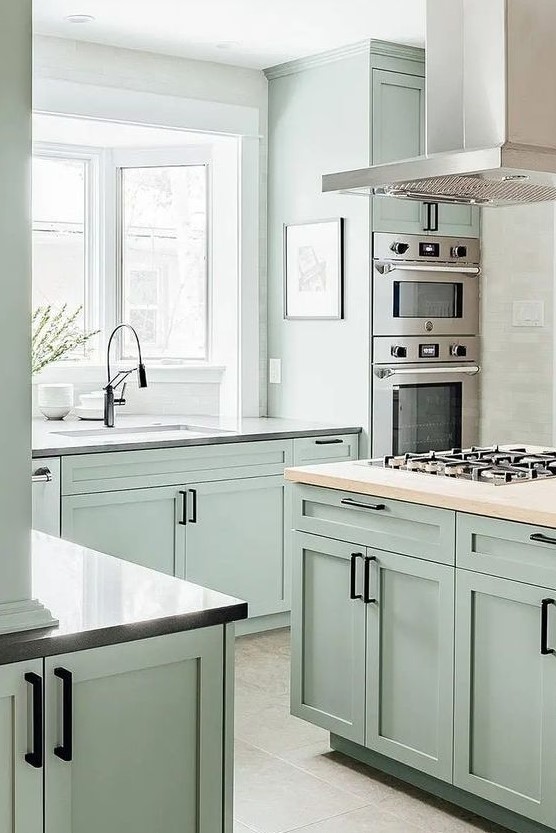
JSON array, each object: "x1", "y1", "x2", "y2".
[
  {"x1": 32, "y1": 142, "x2": 104, "y2": 344},
  {"x1": 111, "y1": 145, "x2": 212, "y2": 365}
]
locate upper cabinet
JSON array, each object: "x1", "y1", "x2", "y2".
[{"x1": 370, "y1": 46, "x2": 480, "y2": 238}]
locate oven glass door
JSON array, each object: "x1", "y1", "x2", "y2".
[
  {"x1": 392, "y1": 381, "x2": 462, "y2": 454},
  {"x1": 372, "y1": 365, "x2": 479, "y2": 457},
  {"x1": 373, "y1": 267, "x2": 479, "y2": 336}
]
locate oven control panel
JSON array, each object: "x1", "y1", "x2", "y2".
[
  {"x1": 374, "y1": 232, "x2": 480, "y2": 266},
  {"x1": 376, "y1": 336, "x2": 479, "y2": 365}
]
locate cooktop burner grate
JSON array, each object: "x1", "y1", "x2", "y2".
[{"x1": 365, "y1": 446, "x2": 556, "y2": 485}]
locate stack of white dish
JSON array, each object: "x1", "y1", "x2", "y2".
[
  {"x1": 75, "y1": 391, "x2": 105, "y2": 421},
  {"x1": 37, "y1": 384, "x2": 74, "y2": 420}
]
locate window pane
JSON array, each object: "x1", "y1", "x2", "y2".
[
  {"x1": 32, "y1": 156, "x2": 87, "y2": 337},
  {"x1": 120, "y1": 165, "x2": 208, "y2": 361}
]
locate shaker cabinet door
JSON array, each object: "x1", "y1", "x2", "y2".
[
  {"x1": 290, "y1": 532, "x2": 366, "y2": 743},
  {"x1": 61, "y1": 485, "x2": 184, "y2": 575},
  {"x1": 44, "y1": 629, "x2": 224, "y2": 833},
  {"x1": 183, "y1": 476, "x2": 290, "y2": 618},
  {"x1": 365, "y1": 550, "x2": 455, "y2": 781},
  {"x1": 0, "y1": 659, "x2": 43, "y2": 833},
  {"x1": 454, "y1": 571, "x2": 556, "y2": 827}
]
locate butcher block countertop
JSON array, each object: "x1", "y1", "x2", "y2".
[{"x1": 285, "y1": 451, "x2": 556, "y2": 529}]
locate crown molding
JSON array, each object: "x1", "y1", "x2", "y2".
[{"x1": 264, "y1": 39, "x2": 424, "y2": 80}]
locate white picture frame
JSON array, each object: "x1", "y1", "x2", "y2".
[{"x1": 283, "y1": 218, "x2": 344, "y2": 320}]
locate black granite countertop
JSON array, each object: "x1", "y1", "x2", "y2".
[
  {"x1": 0, "y1": 532, "x2": 247, "y2": 664},
  {"x1": 32, "y1": 415, "x2": 362, "y2": 457}
]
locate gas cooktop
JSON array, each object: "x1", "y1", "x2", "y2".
[{"x1": 366, "y1": 446, "x2": 556, "y2": 485}]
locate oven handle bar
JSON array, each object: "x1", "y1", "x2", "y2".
[
  {"x1": 374, "y1": 365, "x2": 480, "y2": 379},
  {"x1": 374, "y1": 261, "x2": 480, "y2": 276}
]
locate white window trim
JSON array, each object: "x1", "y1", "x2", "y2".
[{"x1": 33, "y1": 81, "x2": 261, "y2": 418}]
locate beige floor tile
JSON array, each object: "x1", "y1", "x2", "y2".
[
  {"x1": 234, "y1": 740, "x2": 371, "y2": 833},
  {"x1": 374, "y1": 784, "x2": 503, "y2": 833},
  {"x1": 235, "y1": 684, "x2": 327, "y2": 754},
  {"x1": 282, "y1": 804, "x2": 425, "y2": 833},
  {"x1": 234, "y1": 822, "x2": 257, "y2": 833},
  {"x1": 235, "y1": 629, "x2": 291, "y2": 699},
  {"x1": 279, "y1": 741, "x2": 401, "y2": 803}
]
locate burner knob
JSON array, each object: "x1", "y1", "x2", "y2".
[
  {"x1": 391, "y1": 345, "x2": 407, "y2": 358},
  {"x1": 451, "y1": 245, "x2": 468, "y2": 258},
  {"x1": 390, "y1": 241, "x2": 410, "y2": 255},
  {"x1": 451, "y1": 344, "x2": 467, "y2": 357}
]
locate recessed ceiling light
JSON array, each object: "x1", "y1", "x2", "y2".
[
  {"x1": 65, "y1": 14, "x2": 96, "y2": 24},
  {"x1": 216, "y1": 41, "x2": 240, "y2": 50}
]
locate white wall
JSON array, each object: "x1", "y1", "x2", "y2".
[
  {"x1": 480, "y1": 203, "x2": 555, "y2": 445},
  {"x1": 0, "y1": 1, "x2": 33, "y2": 604},
  {"x1": 33, "y1": 35, "x2": 269, "y2": 417},
  {"x1": 266, "y1": 50, "x2": 371, "y2": 451}
]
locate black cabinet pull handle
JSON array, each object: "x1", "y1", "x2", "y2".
[
  {"x1": 189, "y1": 489, "x2": 197, "y2": 523},
  {"x1": 24, "y1": 672, "x2": 43, "y2": 769},
  {"x1": 54, "y1": 668, "x2": 73, "y2": 762},
  {"x1": 349, "y1": 553, "x2": 363, "y2": 600},
  {"x1": 363, "y1": 555, "x2": 378, "y2": 604},
  {"x1": 431, "y1": 202, "x2": 439, "y2": 232},
  {"x1": 531, "y1": 533, "x2": 556, "y2": 546},
  {"x1": 541, "y1": 599, "x2": 556, "y2": 656},
  {"x1": 423, "y1": 202, "x2": 432, "y2": 232},
  {"x1": 315, "y1": 438, "x2": 344, "y2": 446},
  {"x1": 178, "y1": 491, "x2": 188, "y2": 526},
  {"x1": 340, "y1": 498, "x2": 386, "y2": 512}
]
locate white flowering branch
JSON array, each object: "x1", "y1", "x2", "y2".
[{"x1": 32, "y1": 305, "x2": 100, "y2": 375}]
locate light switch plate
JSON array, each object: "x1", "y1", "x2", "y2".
[
  {"x1": 512, "y1": 300, "x2": 544, "y2": 328},
  {"x1": 269, "y1": 358, "x2": 282, "y2": 384}
]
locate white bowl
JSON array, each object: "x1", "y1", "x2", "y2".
[
  {"x1": 39, "y1": 405, "x2": 72, "y2": 421},
  {"x1": 38, "y1": 383, "x2": 74, "y2": 406},
  {"x1": 74, "y1": 406, "x2": 104, "y2": 421},
  {"x1": 79, "y1": 391, "x2": 104, "y2": 406}
]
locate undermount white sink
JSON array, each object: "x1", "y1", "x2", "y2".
[{"x1": 53, "y1": 423, "x2": 232, "y2": 439}]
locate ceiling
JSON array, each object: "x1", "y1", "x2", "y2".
[{"x1": 33, "y1": 0, "x2": 425, "y2": 70}]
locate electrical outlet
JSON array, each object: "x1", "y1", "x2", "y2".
[
  {"x1": 512, "y1": 300, "x2": 544, "y2": 328},
  {"x1": 269, "y1": 358, "x2": 282, "y2": 384}
]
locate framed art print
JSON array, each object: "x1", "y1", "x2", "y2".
[{"x1": 284, "y1": 218, "x2": 344, "y2": 320}]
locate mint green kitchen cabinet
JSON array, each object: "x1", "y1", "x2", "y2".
[
  {"x1": 454, "y1": 569, "x2": 556, "y2": 827},
  {"x1": 365, "y1": 549, "x2": 454, "y2": 782},
  {"x1": 371, "y1": 66, "x2": 480, "y2": 238},
  {"x1": 292, "y1": 434, "x2": 359, "y2": 466},
  {"x1": 32, "y1": 457, "x2": 60, "y2": 537},
  {"x1": 61, "y1": 486, "x2": 183, "y2": 575},
  {"x1": 0, "y1": 659, "x2": 43, "y2": 833},
  {"x1": 44, "y1": 628, "x2": 225, "y2": 833},
  {"x1": 290, "y1": 532, "x2": 367, "y2": 743},
  {"x1": 291, "y1": 529, "x2": 455, "y2": 774},
  {"x1": 182, "y1": 476, "x2": 290, "y2": 618}
]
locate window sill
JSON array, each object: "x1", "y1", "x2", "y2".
[{"x1": 33, "y1": 363, "x2": 226, "y2": 386}]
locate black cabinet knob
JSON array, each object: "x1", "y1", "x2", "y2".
[
  {"x1": 451, "y1": 344, "x2": 467, "y2": 357},
  {"x1": 390, "y1": 241, "x2": 410, "y2": 255},
  {"x1": 451, "y1": 245, "x2": 467, "y2": 258},
  {"x1": 391, "y1": 345, "x2": 407, "y2": 358}
]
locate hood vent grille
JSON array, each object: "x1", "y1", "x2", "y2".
[{"x1": 377, "y1": 175, "x2": 556, "y2": 207}]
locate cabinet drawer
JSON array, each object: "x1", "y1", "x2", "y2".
[
  {"x1": 293, "y1": 485, "x2": 455, "y2": 564},
  {"x1": 457, "y1": 513, "x2": 556, "y2": 588},
  {"x1": 32, "y1": 456, "x2": 61, "y2": 536},
  {"x1": 293, "y1": 434, "x2": 359, "y2": 466},
  {"x1": 62, "y1": 440, "x2": 293, "y2": 495}
]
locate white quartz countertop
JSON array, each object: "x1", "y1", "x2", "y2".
[
  {"x1": 285, "y1": 453, "x2": 556, "y2": 528},
  {"x1": 0, "y1": 532, "x2": 247, "y2": 664},
  {"x1": 32, "y1": 415, "x2": 361, "y2": 457}
]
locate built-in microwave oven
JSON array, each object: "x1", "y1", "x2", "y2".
[{"x1": 373, "y1": 233, "x2": 480, "y2": 337}]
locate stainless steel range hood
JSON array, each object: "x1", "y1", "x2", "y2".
[{"x1": 323, "y1": 0, "x2": 556, "y2": 206}]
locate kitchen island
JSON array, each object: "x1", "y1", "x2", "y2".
[
  {"x1": 0, "y1": 531, "x2": 246, "y2": 833},
  {"x1": 285, "y1": 452, "x2": 556, "y2": 833}
]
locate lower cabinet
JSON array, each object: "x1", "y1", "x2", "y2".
[
  {"x1": 1, "y1": 628, "x2": 228, "y2": 833},
  {"x1": 291, "y1": 532, "x2": 454, "y2": 779},
  {"x1": 0, "y1": 659, "x2": 43, "y2": 833},
  {"x1": 454, "y1": 570, "x2": 556, "y2": 827},
  {"x1": 366, "y1": 549, "x2": 454, "y2": 781},
  {"x1": 62, "y1": 486, "x2": 183, "y2": 575},
  {"x1": 183, "y1": 476, "x2": 290, "y2": 618}
]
